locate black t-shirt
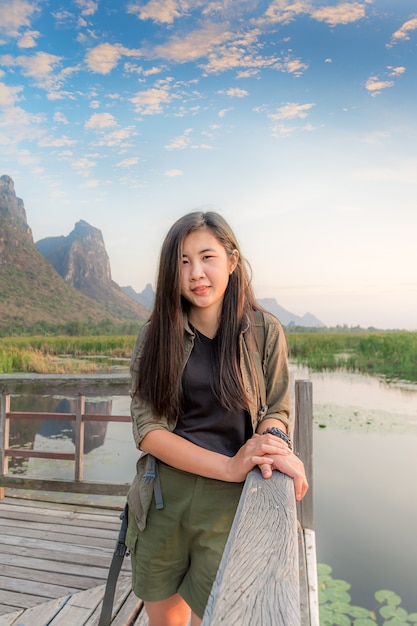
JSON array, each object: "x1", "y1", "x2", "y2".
[{"x1": 173, "y1": 328, "x2": 251, "y2": 457}]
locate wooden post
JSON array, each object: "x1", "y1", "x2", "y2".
[
  {"x1": 74, "y1": 394, "x2": 85, "y2": 482},
  {"x1": 294, "y1": 380, "x2": 314, "y2": 531},
  {"x1": 202, "y1": 469, "x2": 300, "y2": 626},
  {"x1": 0, "y1": 393, "x2": 11, "y2": 500}
]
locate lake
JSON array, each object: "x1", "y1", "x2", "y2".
[{"x1": 2, "y1": 366, "x2": 417, "y2": 615}]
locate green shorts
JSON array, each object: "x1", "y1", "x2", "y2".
[{"x1": 126, "y1": 461, "x2": 244, "y2": 618}]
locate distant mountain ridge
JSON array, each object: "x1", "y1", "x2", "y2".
[
  {"x1": 256, "y1": 298, "x2": 324, "y2": 328},
  {"x1": 0, "y1": 174, "x2": 148, "y2": 333},
  {"x1": 122, "y1": 285, "x2": 324, "y2": 328},
  {"x1": 1, "y1": 173, "x2": 323, "y2": 332},
  {"x1": 36, "y1": 220, "x2": 149, "y2": 321}
]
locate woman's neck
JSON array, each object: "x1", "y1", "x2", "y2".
[{"x1": 188, "y1": 309, "x2": 220, "y2": 339}]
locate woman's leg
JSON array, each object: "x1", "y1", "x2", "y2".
[
  {"x1": 145, "y1": 594, "x2": 191, "y2": 626},
  {"x1": 190, "y1": 611, "x2": 202, "y2": 626}
]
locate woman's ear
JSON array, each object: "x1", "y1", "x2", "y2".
[{"x1": 229, "y1": 249, "x2": 239, "y2": 274}]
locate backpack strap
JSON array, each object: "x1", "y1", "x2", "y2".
[{"x1": 250, "y1": 310, "x2": 268, "y2": 419}]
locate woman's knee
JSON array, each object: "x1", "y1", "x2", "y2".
[{"x1": 145, "y1": 594, "x2": 191, "y2": 626}]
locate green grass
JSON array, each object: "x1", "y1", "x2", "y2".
[
  {"x1": 287, "y1": 331, "x2": 417, "y2": 382},
  {"x1": 0, "y1": 335, "x2": 137, "y2": 374},
  {"x1": 0, "y1": 330, "x2": 416, "y2": 381}
]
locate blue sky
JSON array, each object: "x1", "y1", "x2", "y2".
[{"x1": 1, "y1": 0, "x2": 416, "y2": 330}]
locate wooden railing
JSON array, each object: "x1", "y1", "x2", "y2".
[
  {"x1": 0, "y1": 393, "x2": 131, "y2": 499},
  {"x1": 202, "y1": 380, "x2": 318, "y2": 626}
]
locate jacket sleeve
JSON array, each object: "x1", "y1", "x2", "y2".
[
  {"x1": 258, "y1": 313, "x2": 290, "y2": 430},
  {"x1": 130, "y1": 324, "x2": 172, "y2": 448}
]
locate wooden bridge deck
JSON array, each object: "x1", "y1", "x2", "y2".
[{"x1": 0, "y1": 496, "x2": 149, "y2": 625}]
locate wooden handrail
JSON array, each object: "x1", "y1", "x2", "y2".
[
  {"x1": 202, "y1": 379, "x2": 316, "y2": 626},
  {"x1": 202, "y1": 469, "x2": 300, "y2": 626},
  {"x1": 0, "y1": 392, "x2": 131, "y2": 499}
]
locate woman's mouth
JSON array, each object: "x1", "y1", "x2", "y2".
[{"x1": 192, "y1": 286, "x2": 209, "y2": 296}]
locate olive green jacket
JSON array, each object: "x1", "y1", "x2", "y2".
[{"x1": 127, "y1": 310, "x2": 290, "y2": 530}]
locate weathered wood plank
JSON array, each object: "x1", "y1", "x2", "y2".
[
  {"x1": 0, "y1": 517, "x2": 117, "y2": 540},
  {"x1": 0, "y1": 573, "x2": 79, "y2": 598},
  {"x1": 0, "y1": 562, "x2": 109, "y2": 591},
  {"x1": 0, "y1": 540, "x2": 114, "y2": 568},
  {"x1": 0, "y1": 497, "x2": 132, "y2": 618},
  {"x1": 0, "y1": 596, "x2": 70, "y2": 626},
  {"x1": 0, "y1": 609, "x2": 25, "y2": 626},
  {"x1": 298, "y1": 522, "x2": 310, "y2": 626},
  {"x1": 0, "y1": 532, "x2": 114, "y2": 556},
  {"x1": 0, "y1": 476, "x2": 130, "y2": 495},
  {"x1": 84, "y1": 577, "x2": 132, "y2": 625},
  {"x1": 294, "y1": 380, "x2": 314, "y2": 530},
  {"x1": 0, "y1": 527, "x2": 113, "y2": 551},
  {"x1": 202, "y1": 469, "x2": 300, "y2": 626},
  {"x1": 109, "y1": 594, "x2": 144, "y2": 626},
  {"x1": 304, "y1": 529, "x2": 319, "y2": 626},
  {"x1": 0, "y1": 589, "x2": 48, "y2": 610},
  {"x1": 0, "y1": 552, "x2": 110, "y2": 580},
  {"x1": 0, "y1": 502, "x2": 123, "y2": 529}
]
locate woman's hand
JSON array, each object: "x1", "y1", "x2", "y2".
[
  {"x1": 259, "y1": 450, "x2": 309, "y2": 501},
  {"x1": 226, "y1": 433, "x2": 291, "y2": 483}
]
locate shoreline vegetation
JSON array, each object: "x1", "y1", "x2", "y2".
[{"x1": 0, "y1": 330, "x2": 416, "y2": 383}]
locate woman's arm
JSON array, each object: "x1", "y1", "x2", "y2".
[{"x1": 140, "y1": 428, "x2": 291, "y2": 483}]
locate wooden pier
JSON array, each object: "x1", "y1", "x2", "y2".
[{"x1": 0, "y1": 381, "x2": 318, "y2": 625}]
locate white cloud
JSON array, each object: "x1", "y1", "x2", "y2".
[
  {"x1": 165, "y1": 128, "x2": 193, "y2": 150},
  {"x1": 127, "y1": 0, "x2": 188, "y2": 24},
  {"x1": 86, "y1": 43, "x2": 125, "y2": 74},
  {"x1": 71, "y1": 157, "x2": 97, "y2": 175},
  {"x1": 85, "y1": 112, "x2": 118, "y2": 130},
  {"x1": 389, "y1": 17, "x2": 417, "y2": 45},
  {"x1": 116, "y1": 157, "x2": 140, "y2": 167},
  {"x1": 38, "y1": 135, "x2": 77, "y2": 147},
  {"x1": 261, "y1": 1, "x2": 366, "y2": 27},
  {"x1": 269, "y1": 102, "x2": 315, "y2": 120},
  {"x1": 96, "y1": 128, "x2": 136, "y2": 147},
  {"x1": 18, "y1": 30, "x2": 40, "y2": 48},
  {"x1": 387, "y1": 66, "x2": 405, "y2": 77},
  {"x1": 0, "y1": 82, "x2": 23, "y2": 106},
  {"x1": 75, "y1": 0, "x2": 98, "y2": 16},
  {"x1": 311, "y1": 3, "x2": 366, "y2": 26},
  {"x1": 130, "y1": 80, "x2": 174, "y2": 115},
  {"x1": 0, "y1": 51, "x2": 63, "y2": 91},
  {"x1": 365, "y1": 75, "x2": 394, "y2": 96},
  {"x1": 53, "y1": 111, "x2": 69, "y2": 124},
  {"x1": 152, "y1": 22, "x2": 230, "y2": 63},
  {"x1": 0, "y1": 0, "x2": 39, "y2": 38},
  {"x1": 0, "y1": 104, "x2": 45, "y2": 145},
  {"x1": 219, "y1": 87, "x2": 249, "y2": 98},
  {"x1": 165, "y1": 169, "x2": 183, "y2": 177},
  {"x1": 80, "y1": 178, "x2": 100, "y2": 188}
]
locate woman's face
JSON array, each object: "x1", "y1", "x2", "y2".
[{"x1": 180, "y1": 229, "x2": 237, "y2": 320}]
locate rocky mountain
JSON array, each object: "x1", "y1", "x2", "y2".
[
  {"x1": 257, "y1": 298, "x2": 324, "y2": 328},
  {"x1": 122, "y1": 283, "x2": 154, "y2": 311},
  {"x1": 36, "y1": 221, "x2": 149, "y2": 321},
  {"x1": 123, "y1": 284, "x2": 324, "y2": 328},
  {"x1": 0, "y1": 175, "x2": 148, "y2": 333}
]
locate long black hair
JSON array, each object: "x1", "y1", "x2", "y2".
[{"x1": 137, "y1": 211, "x2": 261, "y2": 419}]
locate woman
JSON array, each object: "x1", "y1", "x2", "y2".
[{"x1": 127, "y1": 211, "x2": 308, "y2": 626}]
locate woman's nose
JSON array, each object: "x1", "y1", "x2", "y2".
[{"x1": 189, "y1": 261, "x2": 204, "y2": 279}]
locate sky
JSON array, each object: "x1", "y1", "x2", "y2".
[{"x1": 1, "y1": 0, "x2": 416, "y2": 330}]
